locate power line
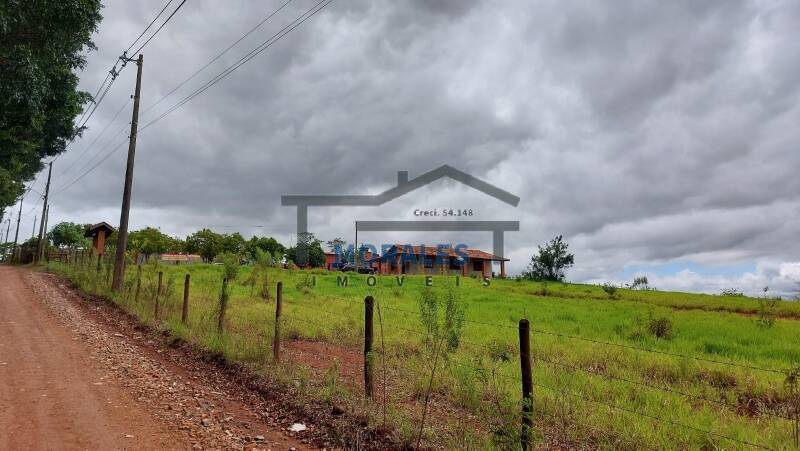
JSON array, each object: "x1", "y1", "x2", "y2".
[
  {"x1": 54, "y1": 124, "x2": 130, "y2": 192},
  {"x1": 140, "y1": 0, "x2": 333, "y2": 132},
  {"x1": 141, "y1": 0, "x2": 294, "y2": 116},
  {"x1": 129, "y1": 0, "x2": 188, "y2": 56},
  {"x1": 48, "y1": 0, "x2": 327, "y2": 198},
  {"x1": 125, "y1": 0, "x2": 176, "y2": 54},
  {"x1": 51, "y1": 0, "x2": 187, "y2": 166},
  {"x1": 57, "y1": 98, "x2": 131, "y2": 178},
  {"x1": 51, "y1": 138, "x2": 129, "y2": 197}
]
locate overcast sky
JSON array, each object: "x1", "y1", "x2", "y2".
[{"x1": 10, "y1": 0, "x2": 800, "y2": 297}]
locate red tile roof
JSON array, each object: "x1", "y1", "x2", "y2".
[{"x1": 388, "y1": 244, "x2": 508, "y2": 261}]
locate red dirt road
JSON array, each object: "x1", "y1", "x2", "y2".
[
  {"x1": 0, "y1": 265, "x2": 173, "y2": 449},
  {"x1": 0, "y1": 266, "x2": 311, "y2": 450}
]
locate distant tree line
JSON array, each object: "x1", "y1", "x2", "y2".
[{"x1": 35, "y1": 222, "x2": 327, "y2": 267}]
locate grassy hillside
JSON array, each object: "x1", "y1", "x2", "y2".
[{"x1": 48, "y1": 259, "x2": 800, "y2": 449}]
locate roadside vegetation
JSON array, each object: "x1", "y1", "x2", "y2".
[{"x1": 46, "y1": 256, "x2": 800, "y2": 449}]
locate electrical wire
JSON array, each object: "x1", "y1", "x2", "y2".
[
  {"x1": 57, "y1": 98, "x2": 131, "y2": 178},
  {"x1": 139, "y1": 0, "x2": 333, "y2": 132},
  {"x1": 129, "y1": 0, "x2": 188, "y2": 56},
  {"x1": 141, "y1": 0, "x2": 294, "y2": 116},
  {"x1": 125, "y1": 0, "x2": 176, "y2": 54}
]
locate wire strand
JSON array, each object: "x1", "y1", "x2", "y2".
[
  {"x1": 125, "y1": 0, "x2": 176, "y2": 53},
  {"x1": 534, "y1": 382, "x2": 772, "y2": 450},
  {"x1": 130, "y1": 0, "x2": 188, "y2": 56},
  {"x1": 139, "y1": 0, "x2": 333, "y2": 132},
  {"x1": 141, "y1": 0, "x2": 295, "y2": 116}
]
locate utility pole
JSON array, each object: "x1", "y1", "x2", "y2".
[
  {"x1": 34, "y1": 162, "x2": 52, "y2": 263},
  {"x1": 112, "y1": 54, "x2": 143, "y2": 292},
  {"x1": 13, "y1": 198, "x2": 22, "y2": 262},
  {"x1": 31, "y1": 216, "x2": 37, "y2": 239},
  {"x1": 2, "y1": 216, "x2": 10, "y2": 261},
  {"x1": 42, "y1": 205, "x2": 49, "y2": 253}
]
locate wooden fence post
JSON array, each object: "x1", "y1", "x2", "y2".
[
  {"x1": 96, "y1": 253, "x2": 102, "y2": 273},
  {"x1": 364, "y1": 295, "x2": 375, "y2": 399},
  {"x1": 519, "y1": 319, "x2": 533, "y2": 451},
  {"x1": 273, "y1": 281, "x2": 283, "y2": 361},
  {"x1": 154, "y1": 271, "x2": 163, "y2": 320},
  {"x1": 134, "y1": 264, "x2": 142, "y2": 303},
  {"x1": 181, "y1": 274, "x2": 190, "y2": 324},
  {"x1": 217, "y1": 278, "x2": 229, "y2": 334}
]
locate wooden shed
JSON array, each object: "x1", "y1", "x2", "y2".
[{"x1": 84, "y1": 222, "x2": 115, "y2": 255}]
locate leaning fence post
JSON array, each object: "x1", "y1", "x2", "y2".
[
  {"x1": 364, "y1": 295, "x2": 375, "y2": 399},
  {"x1": 217, "y1": 277, "x2": 229, "y2": 333},
  {"x1": 96, "y1": 253, "x2": 102, "y2": 273},
  {"x1": 273, "y1": 281, "x2": 283, "y2": 361},
  {"x1": 154, "y1": 271, "x2": 163, "y2": 320},
  {"x1": 519, "y1": 319, "x2": 533, "y2": 451},
  {"x1": 181, "y1": 274, "x2": 190, "y2": 324}
]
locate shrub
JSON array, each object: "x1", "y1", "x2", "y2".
[
  {"x1": 295, "y1": 272, "x2": 314, "y2": 291},
  {"x1": 756, "y1": 286, "x2": 779, "y2": 329},
  {"x1": 216, "y1": 252, "x2": 239, "y2": 281},
  {"x1": 601, "y1": 283, "x2": 618, "y2": 299},
  {"x1": 647, "y1": 316, "x2": 673, "y2": 340}
]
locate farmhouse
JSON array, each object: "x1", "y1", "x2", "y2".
[
  {"x1": 323, "y1": 245, "x2": 508, "y2": 278},
  {"x1": 379, "y1": 244, "x2": 508, "y2": 278}
]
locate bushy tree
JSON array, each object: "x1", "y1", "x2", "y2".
[
  {"x1": 220, "y1": 232, "x2": 245, "y2": 255},
  {"x1": 127, "y1": 227, "x2": 181, "y2": 256},
  {"x1": 522, "y1": 235, "x2": 574, "y2": 282},
  {"x1": 285, "y1": 232, "x2": 324, "y2": 268},
  {"x1": 48, "y1": 222, "x2": 89, "y2": 248},
  {"x1": 185, "y1": 228, "x2": 223, "y2": 262},
  {"x1": 244, "y1": 236, "x2": 285, "y2": 261},
  {"x1": 0, "y1": 1, "x2": 103, "y2": 210}
]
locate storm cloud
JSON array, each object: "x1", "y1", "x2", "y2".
[{"x1": 20, "y1": 0, "x2": 800, "y2": 296}]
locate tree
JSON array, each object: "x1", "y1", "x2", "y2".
[
  {"x1": 185, "y1": 229, "x2": 223, "y2": 262},
  {"x1": 220, "y1": 232, "x2": 246, "y2": 256},
  {"x1": 0, "y1": 1, "x2": 103, "y2": 211},
  {"x1": 48, "y1": 222, "x2": 89, "y2": 248},
  {"x1": 326, "y1": 237, "x2": 346, "y2": 252},
  {"x1": 127, "y1": 227, "x2": 182, "y2": 256},
  {"x1": 285, "y1": 233, "x2": 324, "y2": 268},
  {"x1": 244, "y1": 236, "x2": 285, "y2": 262},
  {"x1": 523, "y1": 235, "x2": 574, "y2": 282}
]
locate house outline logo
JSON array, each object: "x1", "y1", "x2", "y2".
[{"x1": 281, "y1": 164, "x2": 520, "y2": 264}]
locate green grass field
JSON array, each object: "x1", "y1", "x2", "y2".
[{"x1": 48, "y1": 258, "x2": 800, "y2": 450}]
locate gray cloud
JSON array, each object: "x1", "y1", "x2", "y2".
[{"x1": 21, "y1": 0, "x2": 798, "y2": 293}]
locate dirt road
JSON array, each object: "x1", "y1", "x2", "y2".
[{"x1": 0, "y1": 266, "x2": 310, "y2": 450}]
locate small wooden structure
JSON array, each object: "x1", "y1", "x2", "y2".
[{"x1": 84, "y1": 222, "x2": 115, "y2": 255}]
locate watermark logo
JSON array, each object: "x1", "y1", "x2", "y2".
[{"x1": 281, "y1": 165, "x2": 519, "y2": 270}]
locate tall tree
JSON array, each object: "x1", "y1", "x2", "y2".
[
  {"x1": 0, "y1": 0, "x2": 103, "y2": 210},
  {"x1": 244, "y1": 236, "x2": 285, "y2": 261},
  {"x1": 127, "y1": 227, "x2": 182, "y2": 256},
  {"x1": 285, "y1": 233, "x2": 324, "y2": 268},
  {"x1": 48, "y1": 221, "x2": 90, "y2": 248},
  {"x1": 523, "y1": 235, "x2": 575, "y2": 282},
  {"x1": 185, "y1": 229, "x2": 223, "y2": 262}
]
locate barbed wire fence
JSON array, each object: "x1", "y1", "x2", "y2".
[{"x1": 47, "y1": 254, "x2": 799, "y2": 449}]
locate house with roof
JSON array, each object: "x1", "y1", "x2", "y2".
[
  {"x1": 322, "y1": 244, "x2": 508, "y2": 278},
  {"x1": 379, "y1": 244, "x2": 508, "y2": 278},
  {"x1": 283, "y1": 165, "x2": 519, "y2": 276}
]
